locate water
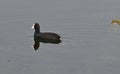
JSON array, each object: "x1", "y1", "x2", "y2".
[{"x1": 0, "y1": 0, "x2": 120, "y2": 74}]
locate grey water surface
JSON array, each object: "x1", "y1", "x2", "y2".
[{"x1": 0, "y1": 0, "x2": 120, "y2": 74}]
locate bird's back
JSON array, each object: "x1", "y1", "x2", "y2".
[{"x1": 34, "y1": 32, "x2": 61, "y2": 40}]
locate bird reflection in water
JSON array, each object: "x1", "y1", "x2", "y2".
[{"x1": 32, "y1": 37, "x2": 62, "y2": 50}]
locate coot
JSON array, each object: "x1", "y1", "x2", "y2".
[{"x1": 32, "y1": 23, "x2": 61, "y2": 41}]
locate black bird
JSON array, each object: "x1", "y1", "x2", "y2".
[{"x1": 32, "y1": 23, "x2": 61, "y2": 44}]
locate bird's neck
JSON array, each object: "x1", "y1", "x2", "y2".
[{"x1": 35, "y1": 29, "x2": 40, "y2": 33}]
